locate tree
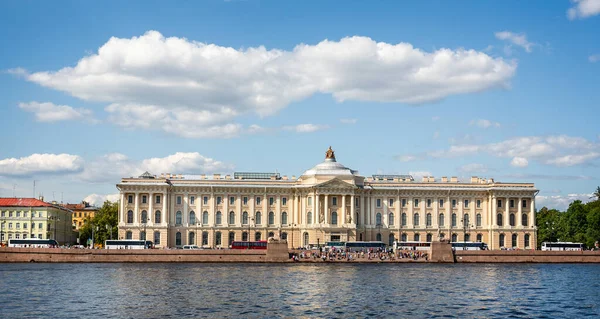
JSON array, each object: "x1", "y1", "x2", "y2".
[
  {"x1": 591, "y1": 186, "x2": 600, "y2": 201},
  {"x1": 78, "y1": 200, "x2": 118, "y2": 247}
]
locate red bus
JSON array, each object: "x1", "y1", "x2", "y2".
[{"x1": 230, "y1": 240, "x2": 268, "y2": 249}]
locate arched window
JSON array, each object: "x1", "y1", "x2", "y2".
[
  {"x1": 281, "y1": 232, "x2": 288, "y2": 240},
  {"x1": 189, "y1": 211, "x2": 196, "y2": 225},
  {"x1": 153, "y1": 231, "x2": 160, "y2": 245},
  {"x1": 451, "y1": 233, "x2": 457, "y2": 242},
  {"x1": 242, "y1": 231, "x2": 248, "y2": 241},
  {"x1": 388, "y1": 233, "x2": 395, "y2": 246},
  {"x1": 255, "y1": 232, "x2": 261, "y2": 241},
  {"x1": 389, "y1": 213, "x2": 394, "y2": 226},
  {"x1": 497, "y1": 214, "x2": 503, "y2": 226},
  {"x1": 268, "y1": 211, "x2": 275, "y2": 225},
  {"x1": 426, "y1": 213, "x2": 432, "y2": 227},
  {"x1": 464, "y1": 214, "x2": 470, "y2": 226},
  {"x1": 438, "y1": 213, "x2": 445, "y2": 227},
  {"x1": 141, "y1": 210, "x2": 148, "y2": 224},
  {"x1": 499, "y1": 234, "x2": 505, "y2": 247},
  {"x1": 376, "y1": 233, "x2": 382, "y2": 241},
  {"x1": 242, "y1": 212, "x2": 248, "y2": 225},
  {"x1": 229, "y1": 211, "x2": 235, "y2": 225},
  {"x1": 202, "y1": 231, "x2": 209, "y2": 246},
  {"x1": 413, "y1": 213, "x2": 420, "y2": 226},
  {"x1": 126, "y1": 231, "x2": 132, "y2": 239},
  {"x1": 476, "y1": 234, "x2": 482, "y2": 242},
  {"x1": 476, "y1": 214, "x2": 482, "y2": 227},
  {"x1": 512, "y1": 233, "x2": 517, "y2": 248},
  {"x1": 255, "y1": 212, "x2": 262, "y2": 225},
  {"x1": 140, "y1": 231, "x2": 146, "y2": 241},
  {"x1": 202, "y1": 211, "x2": 208, "y2": 224},
  {"x1": 127, "y1": 210, "x2": 133, "y2": 224},
  {"x1": 216, "y1": 211, "x2": 222, "y2": 225},
  {"x1": 452, "y1": 213, "x2": 457, "y2": 227},
  {"x1": 401, "y1": 233, "x2": 407, "y2": 241},
  {"x1": 215, "y1": 232, "x2": 222, "y2": 246},
  {"x1": 414, "y1": 233, "x2": 420, "y2": 242},
  {"x1": 176, "y1": 211, "x2": 182, "y2": 225},
  {"x1": 281, "y1": 212, "x2": 288, "y2": 225},
  {"x1": 464, "y1": 233, "x2": 470, "y2": 242},
  {"x1": 439, "y1": 233, "x2": 445, "y2": 240},
  {"x1": 376, "y1": 213, "x2": 382, "y2": 225},
  {"x1": 176, "y1": 232, "x2": 182, "y2": 246},
  {"x1": 332, "y1": 212, "x2": 338, "y2": 225},
  {"x1": 524, "y1": 234, "x2": 530, "y2": 248},
  {"x1": 155, "y1": 210, "x2": 161, "y2": 224},
  {"x1": 522, "y1": 214, "x2": 528, "y2": 226},
  {"x1": 268, "y1": 231, "x2": 275, "y2": 238},
  {"x1": 228, "y1": 232, "x2": 235, "y2": 246},
  {"x1": 303, "y1": 232, "x2": 309, "y2": 247},
  {"x1": 188, "y1": 232, "x2": 195, "y2": 245},
  {"x1": 307, "y1": 212, "x2": 312, "y2": 225},
  {"x1": 509, "y1": 214, "x2": 515, "y2": 227},
  {"x1": 426, "y1": 233, "x2": 432, "y2": 242},
  {"x1": 401, "y1": 213, "x2": 407, "y2": 226}
]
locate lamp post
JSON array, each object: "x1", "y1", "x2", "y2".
[
  {"x1": 289, "y1": 223, "x2": 296, "y2": 249},
  {"x1": 141, "y1": 215, "x2": 147, "y2": 241},
  {"x1": 377, "y1": 222, "x2": 382, "y2": 242},
  {"x1": 1, "y1": 220, "x2": 5, "y2": 246},
  {"x1": 462, "y1": 215, "x2": 472, "y2": 251}
]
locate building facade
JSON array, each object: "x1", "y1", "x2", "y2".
[
  {"x1": 0, "y1": 198, "x2": 74, "y2": 245},
  {"x1": 65, "y1": 201, "x2": 99, "y2": 230},
  {"x1": 117, "y1": 148, "x2": 538, "y2": 250}
]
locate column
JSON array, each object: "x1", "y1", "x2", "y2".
[
  {"x1": 341, "y1": 194, "x2": 346, "y2": 226},
  {"x1": 120, "y1": 193, "x2": 125, "y2": 223},
  {"x1": 162, "y1": 192, "x2": 167, "y2": 226},
  {"x1": 276, "y1": 195, "x2": 281, "y2": 226},
  {"x1": 505, "y1": 197, "x2": 510, "y2": 228},
  {"x1": 530, "y1": 197, "x2": 535, "y2": 229},
  {"x1": 237, "y1": 194, "x2": 242, "y2": 227},
  {"x1": 517, "y1": 197, "x2": 522, "y2": 228},
  {"x1": 210, "y1": 191, "x2": 215, "y2": 226},
  {"x1": 183, "y1": 192, "x2": 189, "y2": 227},
  {"x1": 407, "y1": 197, "x2": 413, "y2": 228},
  {"x1": 433, "y1": 197, "x2": 439, "y2": 228},
  {"x1": 360, "y1": 195, "x2": 365, "y2": 226},
  {"x1": 324, "y1": 194, "x2": 329, "y2": 226},
  {"x1": 315, "y1": 193, "x2": 320, "y2": 224},
  {"x1": 350, "y1": 195, "x2": 355, "y2": 226},
  {"x1": 224, "y1": 192, "x2": 229, "y2": 225},
  {"x1": 491, "y1": 194, "x2": 497, "y2": 250},
  {"x1": 148, "y1": 192, "x2": 154, "y2": 226},
  {"x1": 134, "y1": 192, "x2": 139, "y2": 225},
  {"x1": 370, "y1": 195, "x2": 376, "y2": 226}
]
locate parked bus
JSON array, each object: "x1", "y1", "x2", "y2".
[
  {"x1": 230, "y1": 240, "x2": 268, "y2": 250},
  {"x1": 324, "y1": 241, "x2": 346, "y2": 251},
  {"x1": 541, "y1": 242, "x2": 584, "y2": 251},
  {"x1": 345, "y1": 241, "x2": 386, "y2": 252},
  {"x1": 104, "y1": 240, "x2": 153, "y2": 249},
  {"x1": 451, "y1": 242, "x2": 488, "y2": 250},
  {"x1": 8, "y1": 239, "x2": 59, "y2": 248},
  {"x1": 393, "y1": 241, "x2": 431, "y2": 252}
]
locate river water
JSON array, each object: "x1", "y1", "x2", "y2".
[{"x1": 0, "y1": 263, "x2": 599, "y2": 318}]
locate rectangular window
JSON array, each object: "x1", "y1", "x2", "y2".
[
  {"x1": 307, "y1": 197, "x2": 312, "y2": 206},
  {"x1": 217, "y1": 197, "x2": 222, "y2": 205},
  {"x1": 16, "y1": 223, "x2": 20, "y2": 229},
  {"x1": 190, "y1": 196, "x2": 195, "y2": 205},
  {"x1": 8, "y1": 223, "x2": 12, "y2": 229},
  {"x1": 376, "y1": 199, "x2": 381, "y2": 208},
  {"x1": 476, "y1": 200, "x2": 481, "y2": 208},
  {"x1": 333, "y1": 197, "x2": 338, "y2": 206},
  {"x1": 9, "y1": 211, "x2": 13, "y2": 217},
  {"x1": 497, "y1": 199, "x2": 502, "y2": 208},
  {"x1": 24, "y1": 212, "x2": 27, "y2": 218},
  {"x1": 176, "y1": 196, "x2": 182, "y2": 205},
  {"x1": 23, "y1": 223, "x2": 27, "y2": 229},
  {"x1": 39, "y1": 223, "x2": 43, "y2": 229},
  {"x1": 269, "y1": 197, "x2": 274, "y2": 206},
  {"x1": 230, "y1": 196, "x2": 235, "y2": 205},
  {"x1": 23, "y1": 234, "x2": 27, "y2": 239},
  {"x1": 243, "y1": 197, "x2": 248, "y2": 205},
  {"x1": 282, "y1": 197, "x2": 287, "y2": 206},
  {"x1": 256, "y1": 197, "x2": 261, "y2": 205},
  {"x1": 203, "y1": 196, "x2": 208, "y2": 205},
  {"x1": 142, "y1": 195, "x2": 147, "y2": 204},
  {"x1": 16, "y1": 212, "x2": 20, "y2": 217},
  {"x1": 128, "y1": 195, "x2": 133, "y2": 204},
  {"x1": 31, "y1": 223, "x2": 35, "y2": 229},
  {"x1": 32, "y1": 212, "x2": 35, "y2": 217},
  {"x1": 402, "y1": 199, "x2": 407, "y2": 207},
  {"x1": 156, "y1": 195, "x2": 161, "y2": 204},
  {"x1": 464, "y1": 200, "x2": 469, "y2": 208},
  {"x1": 38, "y1": 234, "x2": 43, "y2": 239},
  {"x1": 439, "y1": 199, "x2": 444, "y2": 207},
  {"x1": 414, "y1": 199, "x2": 419, "y2": 207},
  {"x1": 427, "y1": 199, "x2": 432, "y2": 208},
  {"x1": 522, "y1": 199, "x2": 527, "y2": 208},
  {"x1": 510, "y1": 199, "x2": 514, "y2": 208},
  {"x1": 0, "y1": 211, "x2": 4, "y2": 217},
  {"x1": 389, "y1": 199, "x2": 394, "y2": 207},
  {"x1": 452, "y1": 199, "x2": 457, "y2": 208},
  {"x1": 355, "y1": 197, "x2": 359, "y2": 207}
]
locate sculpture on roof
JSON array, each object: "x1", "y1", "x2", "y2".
[{"x1": 325, "y1": 146, "x2": 335, "y2": 159}]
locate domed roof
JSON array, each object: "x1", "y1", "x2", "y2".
[{"x1": 302, "y1": 147, "x2": 359, "y2": 177}]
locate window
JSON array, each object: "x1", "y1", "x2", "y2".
[
  {"x1": 497, "y1": 199, "x2": 502, "y2": 208},
  {"x1": 510, "y1": 199, "x2": 514, "y2": 208},
  {"x1": 477, "y1": 234, "x2": 482, "y2": 242},
  {"x1": 282, "y1": 197, "x2": 287, "y2": 206},
  {"x1": 426, "y1": 233, "x2": 432, "y2": 242},
  {"x1": 476, "y1": 200, "x2": 481, "y2": 208},
  {"x1": 243, "y1": 197, "x2": 248, "y2": 205},
  {"x1": 452, "y1": 199, "x2": 457, "y2": 208},
  {"x1": 16, "y1": 223, "x2": 20, "y2": 229},
  {"x1": 0, "y1": 211, "x2": 3, "y2": 217},
  {"x1": 389, "y1": 213, "x2": 394, "y2": 226},
  {"x1": 190, "y1": 196, "x2": 195, "y2": 205},
  {"x1": 216, "y1": 232, "x2": 222, "y2": 246},
  {"x1": 216, "y1": 211, "x2": 222, "y2": 225},
  {"x1": 414, "y1": 233, "x2": 420, "y2": 242},
  {"x1": 376, "y1": 213, "x2": 382, "y2": 225},
  {"x1": 451, "y1": 213, "x2": 457, "y2": 227},
  {"x1": 439, "y1": 199, "x2": 444, "y2": 207},
  {"x1": 202, "y1": 211, "x2": 209, "y2": 224},
  {"x1": 188, "y1": 232, "x2": 195, "y2": 245},
  {"x1": 24, "y1": 212, "x2": 27, "y2": 218},
  {"x1": 427, "y1": 199, "x2": 432, "y2": 208},
  {"x1": 304, "y1": 232, "x2": 309, "y2": 247},
  {"x1": 522, "y1": 214, "x2": 528, "y2": 226},
  {"x1": 332, "y1": 212, "x2": 338, "y2": 225},
  {"x1": 476, "y1": 213, "x2": 482, "y2": 227},
  {"x1": 15, "y1": 234, "x2": 20, "y2": 239},
  {"x1": 355, "y1": 197, "x2": 359, "y2": 207},
  {"x1": 255, "y1": 212, "x2": 262, "y2": 225},
  {"x1": 497, "y1": 214, "x2": 503, "y2": 226},
  {"x1": 39, "y1": 223, "x2": 42, "y2": 229},
  {"x1": 229, "y1": 211, "x2": 235, "y2": 225},
  {"x1": 230, "y1": 196, "x2": 235, "y2": 205},
  {"x1": 439, "y1": 213, "x2": 445, "y2": 227},
  {"x1": 189, "y1": 211, "x2": 196, "y2": 225},
  {"x1": 242, "y1": 232, "x2": 249, "y2": 241},
  {"x1": 269, "y1": 197, "x2": 274, "y2": 206},
  {"x1": 9, "y1": 211, "x2": 13, "y2": 217},
  {"x1": 128, "y1": 195, "x2": 133, "y2": 204},
  {"x1": 126, "y1": 231, "x2": 133, "y2": 240},
  {"x1": 426, "y1": 213, "x2": 432, "y2": 227},
  {"x1": 154, "y1": 231, "x2": 160, "y2": 245},
  {"x1": 376, "y1": 233, "x2": 382, "y2": 241},
  {"x1": 142, "y1": 195, "x2": 147, "y2": 204},
  {"x1": 509, "y1": 213, "x2": 515, "y2": 226},
  {"x1": 389, "y1": 199, "x2": 394, "y2": 207},
  {"x1": 307, "y1": 197, "x2": 312, "y2": 206},
  {"x1": 176, "y1": 211, "x2": 182, "y2": 225},
  {"x1": 176, "y1": 196, "x2": 182, "y2": 205},
  {"x1": 524, "y1": 234, "x2": 530, "y2": 248},
  {"x1": 464, "y1": 233, "x2": 470, "y2": 242},
  {"x1": 255, "y1": 232, "x2": 261, "y2": 241},
  {"x1": 522, "y1": 199, "x2": 527, "y2": 208},
  {"x1": 464, "y1": 200, "x2": 469, "y2": 208},
  {"x1": 155, "y1": 210, "x2": 161, "y2": 224},
  {"x1": 464, "y1": 214, "x2": 469, "y2": 226},
  {"x1": 256, "y1": 197, "x2": 261, "y2": 205},
  {"x1": 127, "y1": 210, "x2": 133, "y2": 223},
  {"x1": 156, "y1": 195, "x2": 161, "y2": 204},
  {"x1": 401, "y1": 233, "x2": 407, "y2": 241},
  {"x1": 140, "y1": 230, "x2": 146, "y2": 241},
  {"x1": 268, "y1": 212, "x2": 274, "y2": 225},
  {"x1": 141, "y1": 210, "x2": 148, "y2": 223},
  {"x1": 203, "y1": 197, "x2": 208, "y2": 205},
  {"x1": 402, "y1": 199, "x2": 407, "y2": 207},
  {"x1": 401, "y1": 213, "x2": 407, "y2": 226},
  {"x1": 413, "y1": 213, "x2": 420, "y2": 226},
  {"x1": 512, "y1": 234, "x2": 517, "y2": 248},
  {"x1": 217, "y1": 197, "x2": 222, "y2": 205},
  {"x1": 229, "y1": 232, "x2": 235, "y2": 246},
  {"x1": 281, "y1": 212, "x2": 288, "y2": 225},
  {"x1": 307, "y1": 212, "x2": 312, "y2": 224},
  {"x1": 376, "y1": 199, "x2": 381, "y2": 208},
  {"x1": 414, "y1": 199, "x2": 419, "y2": 207},
  {"x1": 242, "y1": 212, "x2": 248, "y2": 225},
  {"x1": 202, "y1": 232, "x2": 209, "y2": 246},
  {"x1": 31, "y1": 223, "x2": 35, "y2": 229},
  {"x1": 451, "y1": 234, "x2": 457, "y2": 242}
]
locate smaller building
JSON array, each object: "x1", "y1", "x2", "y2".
[
  {"x1": 64, "y1": 201, "x2": 99, "y2": 230},
  {"x1": 0, "y1": 197, "x2": 73, "y2": 245}
]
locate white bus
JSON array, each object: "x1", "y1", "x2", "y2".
[
  {"x1": 393, "y1": 241, "x2": 431, "y2": 252},
  {"x1": 451, "y1": 242, "x2": 488, "y2": 251},
  {"x1": 8, "y1": 239, "x2": 59, "y2": 248},
  {"x1": 104, "y1": 240, "x2": 153, "y2": 249},
  {"x1": 541, "y1": 242, "x2": 584, "y2": 251}
]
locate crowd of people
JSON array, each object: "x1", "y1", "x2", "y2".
[{"x1": 291, "y1": 247, "x2": 428, "y2": 262}]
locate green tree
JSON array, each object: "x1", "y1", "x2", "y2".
[
  {"x1": 585, "y1": 207, "x2": 600, "y2": 249},
  {"x1": 78, "y1": 201, "x2": 118, "y2": 247},
  {"x1": 591, "y1": 186, "x2": 600, "y2": 201},
  {"x1": 536, "y1": 207, "x2": 561, "y2": 248}
]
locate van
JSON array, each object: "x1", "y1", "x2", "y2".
[{"x1": 182, "y1": 245, "x2": 201, "y2": 250}]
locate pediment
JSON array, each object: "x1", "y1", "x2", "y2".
[{"x1": 315, "y1": 178, "x2": 356, "y2": 189}]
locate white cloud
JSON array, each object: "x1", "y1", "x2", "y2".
[
  {"x1": 0, "y1": 154, "x2": 84, "y2": 177},
  {"x1": 83, "y1": 193, "x2": 120, "y2": 206},
  {"x1": 78, "y1": 153, "x2": 137, "y2": 183},
  {"x1": 18, "y1": 31, "x2": 516, "y2": 138},
  {"x1": 567, "y1": 0, "x2": 600, "y2": 20},
  {"x1": 246, "y1": 124, "x2": 267, "y2": 134},
  {"x1": 397, "y1": 155, "x2": 418, "y2": 162},
  {"x1": 19, "y1": 101, "x2": 96, "y2": 123},
  {"x1": 340, "y1": 118, "x2": 357, "y2": 124},
  {"x1": 283, "y1": 124, "x2": 328, "y2": 133},
  {"x1": 458, "y1": 163, "x2": 488, "y2": 173},
  {"x1": 589, "y1": 54, "x2": 600, "y2": 62},
  {"x1": 469, "y1": 118, "x2": 501, "y2": 128},
  {"x1": 537, "y1": 193, "x2": 593, "y2": 210},
  {"x1": 409, "y1": 171, "x2": 432, "y2": 179},
  {"x1": 495, "y1": 31, "x2": 535, "y2": 53},
  {"x1": 545, "y1": 152, "x2": 600, "y2": 166},
  {"x1": 510, "y1": 157, "x2": 529, "y2": 168}
]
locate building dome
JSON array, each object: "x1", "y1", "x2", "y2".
[{"x1": 301, "y1": 147, "x2": 359, "y2": 177}]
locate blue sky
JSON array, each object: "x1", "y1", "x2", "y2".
[{"x1": 0, "y1": 0, "x2": 599, "y2": 209}]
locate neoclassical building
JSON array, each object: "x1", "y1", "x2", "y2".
[{"x1": 117, "y1": 147, "x2": 538, "y2": 250}]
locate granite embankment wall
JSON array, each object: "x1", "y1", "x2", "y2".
[
  {"x1": 454, "y1": 250, "x2": 600, "y2": 263},
  {"x1": 0, "y1": 242, "x2": 291, "y2": 263}
]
